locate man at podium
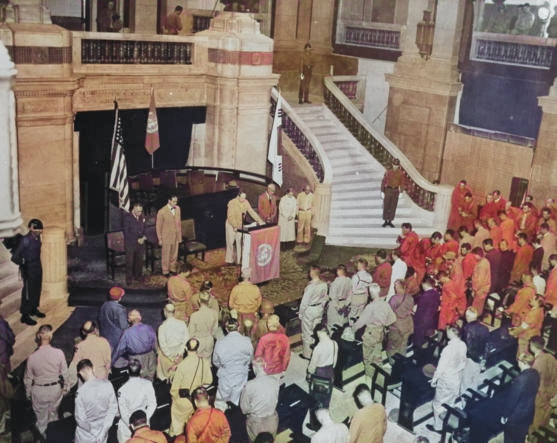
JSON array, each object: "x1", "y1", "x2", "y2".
[{"x1": 225, "y1": 191, "x2": 265, "y2": 265}]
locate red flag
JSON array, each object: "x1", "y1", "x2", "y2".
[
  {"x1": 249, "y1": 225, "x2": 280, "y2": 283},
  {"x1": 145, "y1": 89, "x2": 160, "y2": 155}
]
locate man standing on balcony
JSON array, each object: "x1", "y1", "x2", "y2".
[
  {"x1": 165, "y1": 6, "x2": 184, "y2": 35},
  {"x1": 381, "y1": 159, "x2": 404, "y2": 228},
  {"x1": 299, "y1": 43, "x2": 313, "y2": 104}
]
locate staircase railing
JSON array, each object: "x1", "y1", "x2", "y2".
[
  {"x1": 271, "y1": 88, "x2": 332, "y2": 235},
  {"x1": 323, "y1": 76, "x2": 452, "y2": 228}
]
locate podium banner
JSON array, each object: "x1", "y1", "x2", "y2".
[{"x1": 249, "y1": 225, "x2": 280, "y2": 283}]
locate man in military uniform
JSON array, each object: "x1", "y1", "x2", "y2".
[
  {"x1": 156, "y1": 303, "x2": 189, "y2": 383},
  {"x1": 74, "y1": 359, "x2": 118, "y2": 443},
  {"x1": 24, "y1": 324, "x2": 68, "y2": 438},
  {"x1": 169, "y1": 338, "x2": 213, "y2": 437},
  {"x1": 381, "y1": 159, "x2": 404, "y2": 227},
  {"x1": 116, "y1": 360, "x2": 157, "y2": 443},
  {"x1": 240, "y1": 358, "x2": 280, "y2": 441},
  {"x1": 98, "y1": 286, "x2": 128, "y2": 351},
  {"x1": 213, "y1": 319, "x2": 254, "y2": 409},
  {"x1": 12, "y1": 218, "x2": 45, "y2": 325},
  {"x1": 68, "y1": 320, "x2": 111, "y2": 387},
  {"x1": 112, "y1": 309, "x2": 157, "y2": 380},
  {"x1": 299, "y1": 43, "x2": 313, "y2": 104},
  {"x1": 229, "y1": 269, "x2": 262, "y2": 334},
  {"x1": 298, "y1": 265, "x2": 328, "y2": 359},
  {"x1": 225, "y1": 191, "x2": 264, "y2": 265},
  {"x1": 296, "y1": 185, "x2": 314, "y2": 245},
  {"x1": 167, "y1": 262, "x2": 194, "y2": 321}
]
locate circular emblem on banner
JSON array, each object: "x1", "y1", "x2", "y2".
[{"x1": 257, "y1": 243, "x2": 273, "y2": 266}]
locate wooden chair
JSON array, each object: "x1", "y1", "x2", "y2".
[
  {"x1": 179, "y1": 218, "x2": 207, "y2": 261},
  {"x1": 106, "y1": 231, "x2": 126, "y2": 280}
]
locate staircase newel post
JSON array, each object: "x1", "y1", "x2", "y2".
[
  {"x1": 432, "y1": 184, "x2": 453, "y2": 231},
  {"x1": 313, "y1": 182, "x2": 331, "y2": 237}
]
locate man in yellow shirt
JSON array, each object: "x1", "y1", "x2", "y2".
[
  {"x1": 296, "y1": 185, "x2": 313, "y2": 245},
  {"x1": 229, "y1": 269, "x2": 262, "y2": 334},
  {"x1": 225, "y1": 191, "x2": 264, "y2": 265}
]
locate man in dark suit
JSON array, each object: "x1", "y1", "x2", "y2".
[{"x1": 123, "y1": 202, "x2": 146, "y2": 285}]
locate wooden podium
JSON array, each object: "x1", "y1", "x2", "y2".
[{"x1": 241, "y1": 224, "x2": 280, "y2": 284}]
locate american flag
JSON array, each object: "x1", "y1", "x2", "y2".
[{"x1": 109, "y1": 106, "x2": 130, "y2": 212}]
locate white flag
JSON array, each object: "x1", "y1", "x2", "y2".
[{"x1": 268, "y1": 92, "x2": 283, "y2": 186}]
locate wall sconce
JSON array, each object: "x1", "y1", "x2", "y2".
[{"x1": 416, "y1": 10, "x2": 435, "y2": 60}]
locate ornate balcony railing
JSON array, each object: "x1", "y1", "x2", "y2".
[
  {"x1": 81, "y1": 39, "x2": 193, "y2": 64},
  {"x1": 345, "y1": 25, "x2": 401, "y2": 50},
  {"x1": 324, "y1": 76, "x2": 453, "y2": 226},
  {"x1": 471, "y1": 32, "x2": 557, "y2": 69},
  {"x1": 270, "y1": 88, "x2": 332, "y2": 185}
]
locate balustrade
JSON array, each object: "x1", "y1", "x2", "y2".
[
  {"x1": 81, "y1": 39, "x2": 193, "y2": 65},
  {"x1": 324, "y1": 80, "x2": 438, "y2": 212},
  {"x1": 345, "y1": 26, "x2": 401, "y2": 50}
]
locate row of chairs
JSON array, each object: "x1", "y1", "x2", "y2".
[{"x1": 106, "y1": 218, "x2": 207, "y2": 279}]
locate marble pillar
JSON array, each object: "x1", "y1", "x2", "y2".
[
  {"x1": 40, "y1": 226, "x2": 68, "y2": 306},
  {"x1": 12, "y1": 0, "x2": 52, "y2": 23},
  {"x1": 385, "y1": 0, "x2": 465, "y2": 183},
  {"x1": 534, "y1": 91, "x2": 557, "y2": 200},
  {"x1": 0, "y1": 41, "x2": 23, "y2": 238},
  {"x1": 201, "y1": 12, "x2": 279, "y2": 176}
]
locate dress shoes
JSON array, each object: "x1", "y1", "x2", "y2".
[
  {"x1": 32, "y1": 310, "x2": 46, "y2": 318},
  {"x1": 388, "y1": 222, "x2": 395, "y2": 228},
  {"x1": 382, "y1": 221, "x2": 388, "y2": 227},
  {"x1": 21, "y1": 315, "x2": 37, "y2": 326}
]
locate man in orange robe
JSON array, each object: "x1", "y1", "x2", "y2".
[
  {"x1": 511, "y1": 296, "x2": 545, "y2": 357},
  {"x1": 441, "y1": 230, "x2": 460, "y2": 256},
  {"x1": 510, "y1": 233, "x2": 534, "y2": 284},
  {"x1": 506, "y1": 273, "x2": 536, "y2": 326},
  {"x1": 372, "y1": 249, "x2": 392, "y2": 297},
  {"x1": 471, "y1": 247, "x2": 491, "y2": 314},
  {"x1": 544, "y1": 254, "x2": 557, "y2": 307},
  {"x1": 538, "y1": 207, "x2": 557, "y2": 234},
  {"x1": 487, "y1": 217, "x2": 502, "y2": 250},
  {"x1": 479, "y1": 193, "x2": 497, "y2": 224},
  {"x1": 519, "y1": 202, "x2": 538, "y2": 241},
  {"x1": 399, "y1": 223, "x2": 424, "y2": 281},
  {"x1": 448, "y1": 180, "x2": 472, "y2": 230},
  {"x1": 438, "y1": 271, "x2": 467, "y2": 330},
  {"x1": 167, "y1": 262, "x2": 194, "y2": 321},
  {"x1": 459, "y1": 192, "x2": 477, "y2": 232},
  {"x1": 499, "y1": 211, "x2": 517, "y2": 251},
  {"x1": 458, "y1": 243, "x2": 477, "y2": 281}
]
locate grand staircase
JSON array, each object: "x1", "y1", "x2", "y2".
[{"x1": 292, "y1": 104, "x2": 438, "y2": 248}]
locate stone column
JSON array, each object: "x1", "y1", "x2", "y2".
[
  {"x1": 201, "y1": 12, "x2": 279, "y2": 176},
  {"x1": 385, "y1": 0, "x2": 465, "y2": 182},
  {"x1": 12, "y1": 0, "x2": 52, "y2": 23},
  {"x1": 0, "y1": 42, "x2": 23, "y2": 238},
  {"x1": 533, "y1": 92, "x2": 557, "y2": 199},
  {"x1": 40, "y1": 226, "x2": 68, "y2": 307},
  {"x1": 313, "y1": 183, "x2": 331, "y2": 236}
]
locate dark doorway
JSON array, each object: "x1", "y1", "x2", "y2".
[{"x1": 76, "y1": 106, "x2": 206, "y2": 235}]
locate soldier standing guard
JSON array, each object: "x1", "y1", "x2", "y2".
[
  {"x1": 381, "y1": 159, "x2": 404, "y2": 228},
  {"x1": 299, "y1": 43, "x2": 313, "y2": 104},
  {"x1": 12, "y1": 218, "x2": 45, "y2": 325}
]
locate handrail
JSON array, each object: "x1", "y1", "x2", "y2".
[
  {"x1": 324, "y1": 75, "x2": 451, "y2": 213},
  {"x1": 271, "y1": 87, "x2": 332, "y2": 185},
  {"x1": 129, "y1": 166, "x2": 269, "y2": 185}
]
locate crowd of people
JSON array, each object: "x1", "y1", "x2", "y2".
[{"x1": 4, "y1": 179, "x2": 557, "y2": 443}]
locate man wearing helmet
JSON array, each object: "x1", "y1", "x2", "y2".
[{"x1": 11, "y1": 218, "x2": 45, "y2": 325}]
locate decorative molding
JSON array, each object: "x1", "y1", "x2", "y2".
[
  {"x1": 6, "y1": 46, "x2": 72, "y2": 64},
  {"x1": 208, "y1": 48, "x2": 273, "y2": 65},
  {"x1": 345, "y1": 26, "x2": 401, "y2": 50}
]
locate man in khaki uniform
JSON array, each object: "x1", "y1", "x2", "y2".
[
  {"x1": 296, "y1": 185, "x2": 313, "y2": 245},
  {"x1": 189, "y1": 291, "x2": 220, "y2": 359},
  {"x1": 169, "y1": 338, "x2": 213, "y2": 437},
  {"x1": 24, "y1": 325, "x2": 68, "y2": 438},
  {"x1": 68, "y1": 320, "x2": 111, "y2": 387},
  {"x1": 225, "y1": 191, "x2": 264, "y2": 264},
  {"x1": 167, "y1": 262, "x2": 194, "y2": 321},
  {"x1": 156, "y1": 194, "x2": 182, "y2": 276},
  {"x1": 156, "y1": 303, "x2": 189, "y2": 383},
  {"x1": 229, "y1": 269, "x2": 262, "y2": 334}
]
